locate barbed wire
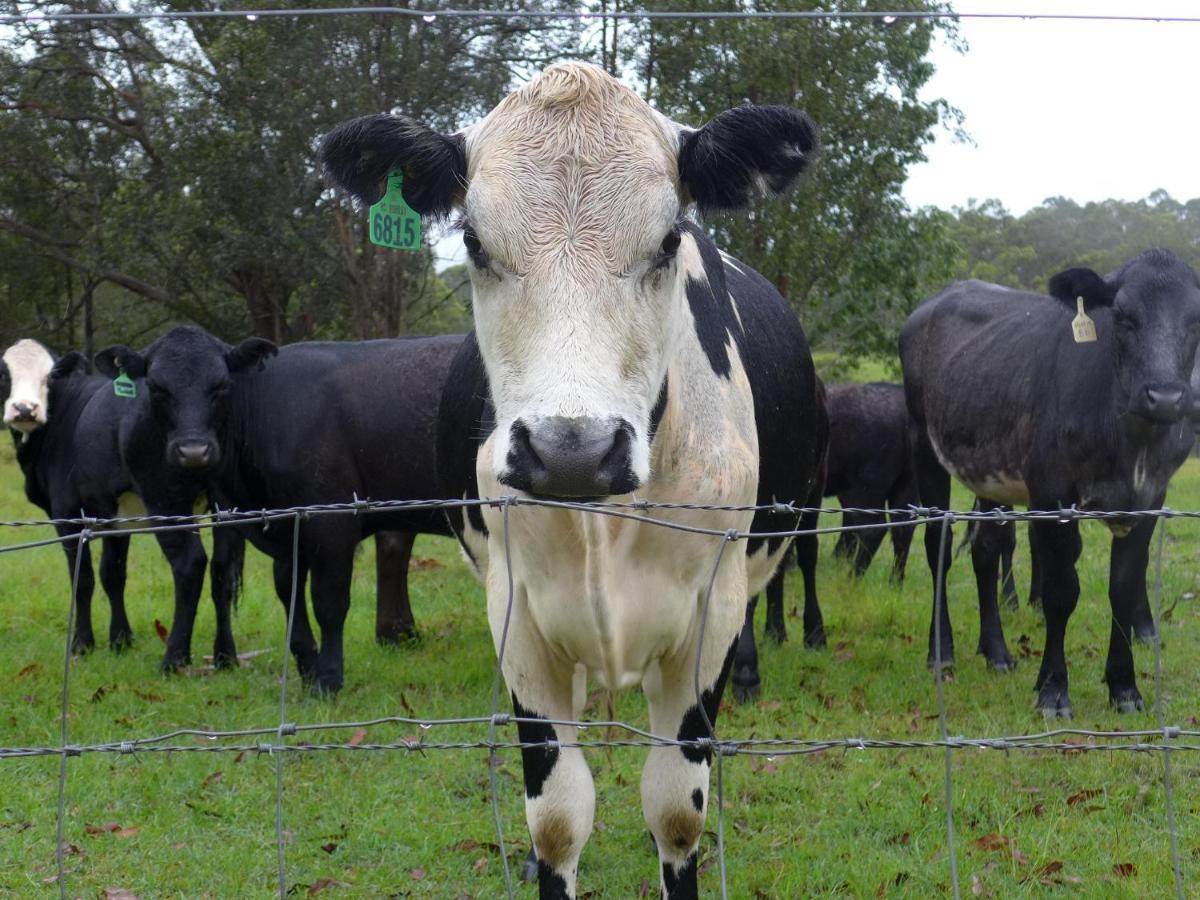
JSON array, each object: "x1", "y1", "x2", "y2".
[
  {"x1": 2, "y1": 497, "x2": 1191, "y2": 897},
  {"x1": 5, "y1": 6, "x2": 1200, "y2": 27}
]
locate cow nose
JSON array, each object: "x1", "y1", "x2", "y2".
[
  {"x1": 503, "y1": 416, "x2": 638, "y2": 498},
  {"x1": 174, "y1": 440, "x2": 215, "y2": 470},
  {"x1": 1139, "y1": 384, "x2": 1186, "y2": 423},
  {"x1": 12, "y1": 401, "x2": 38, "y2": 420}
]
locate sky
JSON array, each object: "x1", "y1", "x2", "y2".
[{"x1": 902, "y1": 0, "x2": 1200, "y2": 214}]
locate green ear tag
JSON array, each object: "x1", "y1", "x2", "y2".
[
  {"x1": 113, "y1": 368, "x2": 137, "y2": 399},
  {"x1": 368, "y1": 171, "x2": 421, "y2": 251}
]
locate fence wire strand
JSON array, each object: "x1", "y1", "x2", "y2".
[{"x1": 4, "y1": 498, "x2": 1194, "y2": 895}]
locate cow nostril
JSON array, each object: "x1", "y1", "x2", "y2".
[{"x1": 1146, "y1": 387, "x2": 1184, "y2": 409}]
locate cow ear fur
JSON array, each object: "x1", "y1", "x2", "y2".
[
  {"x1": 1047, "y1": 267, "x2": 1116, "y2": 308},
  {"x1": 226, "y1": 337, "x2": 278, "y2": 373},
  {"x1": 94, "y1": 345, "x2": 146, "y2": 379},
  {"x1": 320, "y1": 113, "x2": 466, "y2": 218},
  {"x1": 50, "y1": 351, "x2": 88, "y2": 380},
  {"x1": 678, "y1": 105, "x2": 819, "y2": 215}
]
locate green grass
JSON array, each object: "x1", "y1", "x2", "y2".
[{"x1": 2, "y1": 439, "x2": 1199, "y2": 898}]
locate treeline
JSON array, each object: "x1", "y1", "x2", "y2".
[{"x1": 0, "y1": 1, "x2": 956, "y2": 358}]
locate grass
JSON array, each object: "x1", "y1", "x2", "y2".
[{"x1": 1, "y1": 436, "x2": 1199, "y2": 898}]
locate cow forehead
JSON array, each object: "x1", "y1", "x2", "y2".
[
  {"x1": 2, "y1": 339, "x2": 53, "y2": 383},
  {"x1": 465, "y1": 63, "x2": 680, "y2": 273}
]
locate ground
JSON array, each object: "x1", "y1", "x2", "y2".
[{"x1": 0, "y1": 438, "x2": 1198, "y2": 897}]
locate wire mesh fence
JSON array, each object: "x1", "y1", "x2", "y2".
[{"x1": 0, "y1": 497, "x2": 1194, "y2": 898}]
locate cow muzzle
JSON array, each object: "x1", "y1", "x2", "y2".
[
  {"x1": 501, "y1": 416, "x2": 638, "y2": 499},
  {"x1": 1132, "y1": 382, "x2": 1188, "y2": 424},
  {"x1": 4, "y1": 401, "x2": 43, "y2": 432},
  {"x1": 170, "y1": 438, "x2": 219, "y2": 471}
]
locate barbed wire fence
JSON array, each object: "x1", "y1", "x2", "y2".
[{"x1": 0, "y1": 498, "x2": 1195, "y2": 899}]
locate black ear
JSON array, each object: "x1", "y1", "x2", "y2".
[
  {"x1": 94, "y1": 345, "x2": 146, "y2": 379},
  {"x1": 50, "y1": 351, "x2": 88, "y2": 380},
  {"x1": 320, "y1": 113, "x2": 467, "y2": 218},
  {"x1": 1047, "y1": 267, "x2": 1116, "y2": 307},
  {"x1": 678, "y1": 105, "x2": 819, "y2": 214},
  {"x1": 225, "y1": 337, "x2": 278, "y2": 373}
]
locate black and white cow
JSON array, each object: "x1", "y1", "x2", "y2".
[
  {"x1": 901, "y1": 249, "x2": 1200, "y2": 717},
  {"x1": 196, "y1": 335, "x2": 464, "y2": 694},
  {"x1": 323, "y1": 63, "x2": 824, "y2": 898}
]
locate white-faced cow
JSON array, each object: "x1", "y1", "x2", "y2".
[
  {"x1": 323, "y1": 63, "x2": 823, "y2": 898},
  {"x1": 901, "y1": 249, "x2": 1200, "y2": 718}
]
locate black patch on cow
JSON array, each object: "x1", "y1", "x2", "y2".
[
  {"x1": 691, "y1": 788, "x2": 704, "y2": 812},
  {"x1": 676, "y1": 638, "x2": 738, "y2": 765},
  {"x1": 648, "y1": 374, "x2": 669, "y2": 441},
  {"x1": 512, "y1": 694, "x2": 559, "y2": 799},
  {"x1": 679, "y1": 105, "x2": 818, "y2": 215},
  {"x1": 682, "y1": 221, "x2": 741, "y2": 380},
  {"x1": 1048, "y1": 266, "x2": 1116, "y2": 308},
  {"x1": 320, "y1": 114, "x2": 466, "y2": 219},
  {"x1": 535, "y1": 860, "x2": 570, "y2": 899},
  {"x1": 661, "y1": 853, "x2": 698, "y2": 896}
]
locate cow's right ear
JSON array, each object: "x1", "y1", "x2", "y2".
[
  {"x1": 226, "y1": 337, "x2": 278, "y2": 373},
  {"x1": 320, "y1": 114, "x2": 467, "y2": 219},
  {"x1": 1047, "y1": 267, "x2": 1116, "y2": 308},
  {"x1": 50, "y1": 351, "x2": 88, "y2": 380},
  {"x1": 94, "y1": 346, "x2": 146, "y2": 379}
]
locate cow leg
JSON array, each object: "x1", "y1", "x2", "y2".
[
  {"x1": 796, "y1": 511, "x2": 825, "y2": 648},
  {"x1": 60, "y1": 526, "x2": 97, "y2": 655},
  {"x1": 98, "y1": 535, "x2": 133, "y2": 651},
  {"x1": 153, "y1": 529, "x2": 207, "y2": 672},
  {"x1": 643, "y1": 637, "x2": 738, "y2": 900},
  {"x1": 374, "y1": 531, "x2": 416, "y2": 645},
  {"x1": 208, "y1": 527, "x2": 244, "y2": 669},
  {"x1": 997, "y1": 519, "x2": 1019, "y2": 609},
  {"x1": 1106, "y1": 513, "x2": 1157, "y2": 712},
  {"x1": 1027, "y1": 535, "x2": 1043, "y2": 611},
  {"x1": 913, "y1": 439, "x2": 955, "y2": 668},
  {"x1": 731, "y1": 594, "x2": 761, "y2": 703},
  {"x1": 968, "y1": 500, "x2": 1015, "y2": 671},
  {"x1": 764, "y1": 557, "x2": 788, "y2": 645},
  {"x1": 309, "y1": 549, "x2": 356, "y2": 695},
  {"x1": 1031, "y1": 516, "x2": 1082, "y2": 718},
  {"x1": 887, "y1": 473, "x2": 918, "y2": 583},
  {"x1": 272, "y1": 553, "x2": 318, "y2": 684},
  {"x1": 834, "y1": 492, "x2": 886, "y2": 577}
]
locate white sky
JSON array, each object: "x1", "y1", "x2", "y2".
[{"x1": 903, "y1": 0, "x2": 1200, "y2": 214}]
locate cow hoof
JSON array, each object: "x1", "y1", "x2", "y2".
[
  {"x1": 376, "y1": 629, "x2": 420, "y2": 648},
  {"x1": 1133, "y1": 622, "x2": 1158, "y2": 645},
  {"x1": 71, "y1": 636, "x2": 96, "y2": 656},
  {"x1": 211, "y1": 651, "x2": 239, "y2": 671},
  {"x1": 803, "y1": 628, "x2": 826, "y2": 650},
  {"x1": 731, "y1": 668, "x2": 760, "y2": 704},
  {"x1": 520, "y1": 848, "x2": 539, "y2": 883},
  {"x1": 1036, "y1": 687, "x2": 1072, "y2": 720},
  {"x1": 159, "y1": 654, "x2": 189, "y2": 674},
  {"x1": 925, "y1": 653, "x2": 955, "y2": 671},
  {"x1": 1110, "y1": 689, "x2": 1144, "y2": 713},
  {"x1": 1001, "y1": 593, "x2": 1020, "y2": 612},
  {"x1": 978, "y1": 642, "x2": 1016, "y2": 673},
  {"x1": 764, "y1": 625, "x2": 787, "y2": 646},
  {"x1": 310, "y1": 676, "x2": 343, "y2": 698}
]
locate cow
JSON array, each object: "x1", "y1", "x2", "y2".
[
  {"x1": 115, "y1": 333, "x2": 467, "y2": 694},
  {"x1": 901, "y1": 248, "x2": 1200, "y2": 718},
  {"x1": 323, "y1": 62, "x2": 823, "y2": 898}
]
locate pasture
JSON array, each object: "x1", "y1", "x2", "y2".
[{"x1": 1, "y1": 441, "x2": 1199, "y2": 897}]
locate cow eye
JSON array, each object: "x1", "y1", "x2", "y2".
[
  {"x1": 660, "y1": 230, "x2": 681, "y2": 258},
  {"x1": 463, "y1": 227, "x2": 487, "y2": 267}
]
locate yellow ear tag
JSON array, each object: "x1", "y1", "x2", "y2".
[{"x1": 1072, "y1": 296, "x2": 1097, "y2": 343}]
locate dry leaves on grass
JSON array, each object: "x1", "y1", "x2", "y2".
[
  {"x1": 1113, "y1": 863, "x2": 1137, "y2": 878},
  {"x1": 102, "y1": 890, "x2": 139, "y2": 899},
  {"x1": 347, "y1": 728, "x2": 367, "y2": 746},
  {"x1": 153, "y1": 619, "x2": 169, "y2": 642},
  {"x1": 307, "y1": 878, "x2": 345, "y2": 895}
]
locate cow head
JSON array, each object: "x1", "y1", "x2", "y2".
[
  {"x1": 1, "y1": 339, "x2": 86, "y2": 434},
  {"x1": 322, "y1": 62, "x2": 817, "y2": 498},
  {"x1": 1049, "y1": 249, "x2": 1200, "y2": 425},
  {"x1": 95, "y1": 326, "x2": 277, "y2": 470}
]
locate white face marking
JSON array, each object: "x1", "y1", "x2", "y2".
[
  {"x1": 2, "y1": 339, "x2": 54, "y2": 433},
  {"x1": 462, "y1": 63, "x2": 689, "y2": 490}
]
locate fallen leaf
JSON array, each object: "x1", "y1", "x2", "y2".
[
  {"x1": 1036, "y1": 861, "x2": 1064, "y2": 878},
  {"x1": 410, "y1": 868, "x2": 426, "y2": 880},
  {"x1": 638, "y1": 878, "x2": 651, "y2": 897},
  {"x1": 17, "y1": 663, "x2": 41, "y2": 678},
  {"x1": 90, "y1": 685, "x2": 109, "y2": 702},
  {"x1": 975, "y1": 834, "x2": 1009, "y2": 852},
  {"x1": 102, "y1": 889, "x2": 139, "y2": 899},
  {"x1": 233, "y1": 750, "x2": 248, "y2": 764},
  {"x1": 321, "y1": 842, "x2": 337, "y2": 854},
  {"x1": 133, "y1": 689, "x2": 164, "y2": 703},
  {"x1": 757, "y1": 699, "x2": 782, "y2": 712},
  {"x1": 1113, "y1": 862, "x2": 1137, "y2": 878},
  {"x1": 348, "y1": 728, "x2": 367, "y2": 746},
  {"x1": 114, "y1": 827, "x2": 139, "y2": 839},
  {"x1": 970, "y1": 873, "x2": 984, "y2": 896},
  {"x1": 307, "y1": 878, "x2": 342, "y2": 895},
  {"x1": 885, "y1": 832, "x2": 911, "y2": 846},
  {"x1": 153, "y1": 619, "x2": 168, "y2": 643},
  {"x1": 85, "y1": 823, "x2": 121, "y2": 835},
  {"x1": 202, "y1": 771, "x2": 223, "y2": 787},
  {"x1": 400, "y1": 692, "x2": 415, "y2": 715},
  {"x1": 411, "y1": 556, "x2": 443, "y2": 569},
  {"x1": 472, "y1": 856, "x2": 488, "y2": 873},
  {"x1": 1067, "y1": 788, "x2": 1102, "y2": 807}
]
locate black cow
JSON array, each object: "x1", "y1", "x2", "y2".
[
  {"x1": 192, "y1": 335, "x2": 465, "y2": 694},
  {"x1": 901, "y1": 249, "x2": 1200, "y2": 717}
]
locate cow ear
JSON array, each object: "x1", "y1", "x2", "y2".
[
  {"x1": 50, "y1": 351, "x2": 88, "y2": 380},
  {"x1": 320, "y1": 113, "x2": 467, "y2": 218},
  {"x1": 1047, "y1": 267, "x2": 1117, "y2": 307},
  {"x1": 225, "y1": 337, "x2": 278, "y2": 373},
  {"x1": 94, "y1": 346, "x2": 146, "y2": 379},
  {"x1": 678, "y1": 105, "x2": 819, "y2": 215}
]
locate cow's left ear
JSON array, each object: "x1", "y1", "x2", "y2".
[
  {"x1": 320, "y1": 113, "x2": 467, "y2": 219},
  {"x1": 1047, "y1": 267, "x2": 1117, "y2": 308},
  {"x1": 225, "y1": 337, "x2": 278, "y2": 373},
  {"x1": 678, "y1": 105, "x2": 819, "y2": 214},
  {"x1": 50, "y1": 351, "x2": 88, "y2": 380},
  {"x1": 94, "y1": 346, "x2": 146, "y2": 379}
]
